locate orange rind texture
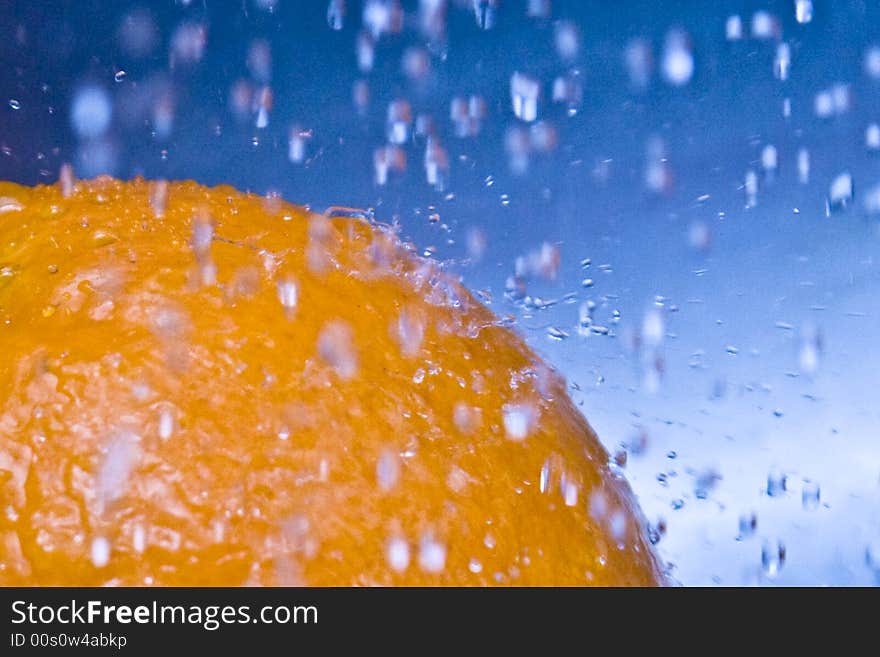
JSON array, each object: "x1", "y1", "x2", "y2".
[{"x1": 0, "y1": 177, "x2": 662, "y2": 586}]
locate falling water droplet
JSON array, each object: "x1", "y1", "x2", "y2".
[
  {"x1": 386, "y1": 536, "x2": 410, "y2": 572},
  {"x1": 795, "y1": 0, "x2": 813, "y2": 24},
  {"x1": 761, "y1": 539, "x2": 786, "y2": 578},
  {"x1": 418, "y1": 534, "x2": 447, "y2": 573},
  {"x1": 91, "y1": 536, "x2": 111, "y2": 568},
  {"x1": 802, "y1": 481, "x2": 821, "y2": 510}
]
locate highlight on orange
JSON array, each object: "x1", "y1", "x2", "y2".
[{"x1": 0, "y1": 177, "x2": 662, "y2": 586}]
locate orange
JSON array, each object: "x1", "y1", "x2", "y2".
[{"x1": 0, "y1": 177, "x2": 662, "y2": 586}]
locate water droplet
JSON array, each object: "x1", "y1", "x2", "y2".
[
  {"x1": 132, "y1": 525, "x2": 146, "y2": 553},
  {"x1": 97, "y1": 431, "x2": 140, "y2": 514},
  {"x1": 867, "y1": 124, "x2": 880, "y2": 151},
  {"x1": 59, "y1": 162, "x2": 75, "y2": 198},
  {"x1": 277, "y1": 278, "x2": 298, "y2": 316},
  {"x1": 773, "y1": 43, "x2": 791, "y2": 80},
  {"x1": 795, "y1": 0, "x2": 813, "y2": 24},
  {"x1": 797, "y1": 148, "x2": 810, "y2": 184},
  {"x1": 802, "y1": 480, "x2": 821, "y2": 510},
  {"x1": 468, "y1": 557, "x2": 483, "y2": 574},
  {"x1": 725, "y1": 15, "x2": 743, "y2": 41},
  {"x1": 71, "y1": 86, "x2": 112, "y2": 139},
  {"x1": 761, "y1": 539, "x2": 786, "y2": 578},
  {"x1": 738, "y1": 512, "x2": 758, "y2": 539},
  {"x1": 510, "y1": 72, "x2": 541, "y2": 122},
  {"x1": 158, "y1": 408, "x2": 174, "y2": 440},
  {"x1": 91, "y1": 536, "x2": 111, "y2": 568},
  {"x1": 661, "y1": 30, "x2": 694, "y2": 86},
  {"x1": 826, "y1": 171, "x2": 854, "y2": 215},
  {"x1": 554, "y1": 21, "x2": 580, "y2": 61},
  {"x1": 317, "y1": 320, "x2": 359, "y2": 380},
  {"x1": 386, "y1": 99, "x2": 412, "y2": 144},
  {"x1": 767, "y1": 469, "x2": 788, "y2": 497},
  {"x1": 744, "y1": 169, "x2": 759, "y2": 208},
  {"x1": 865, "y1": 46, "x2": 880, "y2": 79},
  {"x1": 288, "y1": 125, "x2": 312, "y2": 164},
  {"x1": 418, "y1": 534, "x2": 447, "y2": 573},
  {"x1": 563, "y1": 480, "x2": 579, "y2": 507},
  {"x1": 114, "y1": 70, "x2": 126, "y2": 83},
  {"x1": 376, "y1": 448, "x2": 401, "y2": 492},
  {"x1": 473, "y1": 0, "x2": 498, "y2": 30},
  {"x1": 502, "y1": 403, "x2": 536, "y2": 441},
  {"x1": 8, "y1": 99, "x2": 20, "y2": 110},
  {"x1": 363, "y1": 0, "x2": 403, "y2": 38},
  {"x1": 751, "y1": 11, "x2": 780, "y2": 40},
  {"x1": 386, "y1": 536, "x2": 410, "y2": 572},
  {"x1": 169, "y1": 22, "x2": 207, "y2": 67},
  {"x1": 424, "y1": 138, "x2": 449, "y2": 190},
  {"x1": 327, "y1": 0, "x2": 346, "y2": 30}
]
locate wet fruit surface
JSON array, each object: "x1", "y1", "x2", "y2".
[{"x1": 0, "y1": 177, "x2": 661, "y2": 585}]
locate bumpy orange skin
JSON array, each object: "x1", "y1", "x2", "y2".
[{"x1": 0, "y1": 177, "x2": 662, "y2": 586}]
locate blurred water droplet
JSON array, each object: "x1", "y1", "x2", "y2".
[
  {"x1": 97, "y1": 431, "x2": 140, "y2": 514},
  {"x1": 738, "y1": 512, "x2": 758, "y2": 539},
  {"x1": 797, "y1": 148, "x2": 810, "y2": 184},
  {"x1": 801, "y1": 480, "x2": 820, "y2": 510},
  {"x1": 554, "y1": 21, "x2": 580, "y2": 61},
  {"x1": 318, "y1": 320, "x2": 359, "y2": 380},
  {"x1": 402, "y1": 47, "x2": 431, "y2": 82},
  {"x1": 288, "y1": 125, "x2": 311, "y2": 164},
  {"x1": 767, "y1": 469, "x2": 788, "y2": 497},
  {"x1": 773, "y1": 43, "x2": 791, "y2": 81},
  {"x1": 169, "y1": 22, "x2": 207, "y2": 68},
  {"x1": 866, "y1": 124, "x2": 880, "y2": 151},
  {"x1": 71, "y1": 86, "x2": 112, "y2": 139},
  {"x1": 418, "y1": 534, "x2": 447, "y2": 573},
  {"x1": 386, "y1": 536, "x2": 410, "y2": 572},
  {"x1": 661, "y1": 30, "x2": 693, "y2": 87},
  {"x1": 364, "y1": 0, "x2": 403, "y2": 38},
  {"x1": 158, "y1": 407, "x2": 174, "y2": 441},
  {"x1": 503, "y1": 403, "x2": 536, "y2": 441},
  {"x1": 795, "y1": 0, "x2": 813, "y2": 24},
  {"x1": 376, "y1": 448, "x2": 401, "y2": 492},
  {"x1": 91, "y1": 537, "x2": 111, "y2": 568},
  {"x1": 744, "y1": 169, "x2": 759, "y2": 208},
  {"x1": 424, "y1": 138, "x2": 449, "y2": 190},
  {"x1": 725, "y1": 15, "x2": 743, "y2": 41},
  {"x1": 8, "y1": 99, "x2": 20, "y2": 110},
  {"x1": 59, "y1": 163, "x2": 75, "y2": 198},
  {"x1": 356, "y1": 30, "x2": 375, "y2": 72},
  {"x1": 373, "y1": 144, "x2": 406, "y2": 185},
  {"x1": 761, "y1": 144, "x2": 778, "y2": 182},
  {"x1": 327, "y1": 0, "x2": 346, "y2": 30},
  {"x1": 826, "y1": 171, "x2": 854, "y2": 215},
  {"x1": 865, "y1": 46, "x2": 880, "y2": 79},
  {"x1": 473, "y1": 0, "x2": 498, "y2": 30},
  {"x1": 114, "y1": 70, "x2": 126, "y2": 83},
  {"x1": 751, "y1": 11, "x2": 780, "y2": 40},
  {"x1": 761, "y1": 539, "x2": 786, "y2": 578},
  {"x1": 277, "y1": 278, "x2": 298, "y2": 317},
  {"x1": 510, "y1": 72, "x2": 541, "y2": 122},
  {"x1": 624, "y1": 38, "x2": 653, "y2": 91}
]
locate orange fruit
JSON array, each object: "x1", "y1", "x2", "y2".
[{"x1": 0, "y1": 177, "x2": 662, "y2": 586}]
